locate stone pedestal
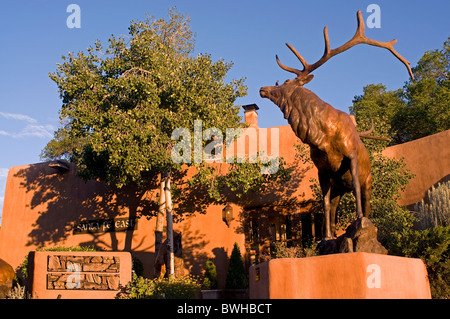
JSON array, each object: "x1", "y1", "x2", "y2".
[{"x1": 249, "y1": 252, "x2": 431, "y2": 299}]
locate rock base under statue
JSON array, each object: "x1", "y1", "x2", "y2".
[
  {"x1": 319, "y1": 217, "x2": 388, "y2": 255},
  {"x1": 249, "y1": 252, "x2": 431, "y2": 299}
]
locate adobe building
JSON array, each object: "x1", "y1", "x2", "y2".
[{"x1": 0, "y1": 104, "x2": 448, "y2": 287}]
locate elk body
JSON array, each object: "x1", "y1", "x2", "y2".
[{"x1": 260, "y1": 11, "x2": 413, "y2": 239}]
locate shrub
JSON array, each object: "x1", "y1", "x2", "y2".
[
  {"x1": 116, "y1": 273, "x2": 154, "y2": 299},
  {"x1": 151, "y1": 276, "x2": 201, "y2": 299},
  {"x1": 6, "y1": 283, "x2": 27, "y2": 299},
  {"x1": 34, "y1": 245, "x2": 97, "y2": 252},
  {"x1": 414, "y1": 181, "x2": 450, "y2": 229},
  {"x1": 389, "y1": 226, "x2": 450, "y2": 299},
  {"x1": 117, "y1": 273, "x2": 201, "y2": 299},
  {"x1": 202, "y1": 259, "x2": 218, "y2": 289},
  {"x1": 225, "y1": 243, "x2": 248, "y2": 289},
  {"x1": 273, "y1": 241, "x2": 318, "y2": 259},
  {"x1": 131, "y1": 256, "x2": 144, "y2": 277},
  {"x1": 371, "y1": 201, "x2": 417, "y2": 251}
]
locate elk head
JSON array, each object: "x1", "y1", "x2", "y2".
[{"x1": 260, "y1": 10, "x2": 414, "y2": 103}]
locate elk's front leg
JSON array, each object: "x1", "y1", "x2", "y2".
[
  {"x1": 349, "y1": 153, "x2": 363, "y2": 219},
  {"x1": 319, "y1": 173, "x2": 333, "y2": 240}
]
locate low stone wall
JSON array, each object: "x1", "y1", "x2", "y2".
[{"x1": 28, "y1": 251, "x2": 132, "y2": 299}]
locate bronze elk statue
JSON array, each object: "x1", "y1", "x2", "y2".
[{"x1": 260, "y1": 11, "x2": 413, "y2": 240}]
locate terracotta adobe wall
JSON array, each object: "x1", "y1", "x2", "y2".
[{"x1": 382, "y1": 129, "x2": 450, "y2": 208}]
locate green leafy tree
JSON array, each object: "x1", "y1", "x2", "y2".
[
  {"x1": 350, "y1": 84, "x2": 405, "y2": 149},
  {"x1": 395, "y1": 37, "x2": 450, "y2": 142},
  {"x1": 43, "y1": 8, "x2": 247, "y2": 278},
  {"x1": 43, "y1": 8, "x2": 289, "y2": 277},
  {"x1": 350, "y1": 37, "x2": 450, "y2": 145}
]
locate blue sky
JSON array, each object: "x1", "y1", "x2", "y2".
[{"x1": 0, "y1": 0, "x2": 449, "y2": 222}]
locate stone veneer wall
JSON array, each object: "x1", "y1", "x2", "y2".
[
  {"x1": 28, "y1": 251, "x2": 132, "y2": 299},
  {"x1": 46, "y1": 255, "x2": 120, "y2": 290}
]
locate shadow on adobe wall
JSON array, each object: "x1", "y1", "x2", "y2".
[{"x1": 14, "y1": 162, "x2": 159, "y2": 251}]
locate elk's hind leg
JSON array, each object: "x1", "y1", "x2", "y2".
[
  {"x1": 349, "y1": 153, "x2": 363, "y2": 219},
  {"x1": 362, "y1": 174, "x2": 372, "y2": 218},
  {"x1": 330, "y1": 189, "x2": 343, "y2": 238}
]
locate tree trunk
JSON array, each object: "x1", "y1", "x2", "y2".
[
  {"x1": 153, "y1": 171, "x2": 175, "y2": 278},
  {"x1": 154, "y1": 172, "x2": 166, "y2": 276},
  {"x1": 164, "y1": 172, "x2": 175, "y2": 278}
]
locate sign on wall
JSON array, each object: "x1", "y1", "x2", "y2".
[{"x1": 73, "y1": 217, "x2": 137, "y2": 234}]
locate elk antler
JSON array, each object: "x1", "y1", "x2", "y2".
[{"x1": 276, "y1": 10, "x2": 414, "y2": 79}]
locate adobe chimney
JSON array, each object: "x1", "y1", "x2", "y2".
[{"x1": 242, "y1": 104, "x2": 259, "y2": 128}]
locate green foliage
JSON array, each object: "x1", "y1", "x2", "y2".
[
  {"x1": 397, "y1": 37, "x2": 450, "y2": 142},
  {"x1": 273, "y1": 241, "x2": 318, "y2": 259},
  {"x1": 132, "y1": 256, "x2": 144, "y2": 277},
  {"x1": 368, "y1": 153, "x2": 416, "y2": 245},
  {"x1": 202, "y1": 259, "x2": 218, "y2": 289},
  {"x1": 414, "y1": 181, "x2": 450, "y2": 229},
  {"x1": 388, "y1": 226, "x2": 450, "y2": 299},
  {"x1": 43, "y1": 7, "x2": 247, "y2": 189},
  {"x1": 225, "y1": 243, "x2": 248, "y2": 289},
  {"x1": 351, "y1": 37, "x2": 450, "y2": 145},
  {"x1": 350, "y1": 84, "x2": 403, "y2": 150},
  {"x1": 117, "y1": 273, "x2": 201, "y2": 299},
  {"x1": 151, "y1": 276, "x2": 201, "y2": 299},
  {"x1": 189, "y1": 155, "x2": 292, "y2": 203},
  {"x1": 34, "y1": 245, "x2": 98, "y2": 252},
  {"x1": 117, "y1": 273, "x2": 155, "y2": 299}
]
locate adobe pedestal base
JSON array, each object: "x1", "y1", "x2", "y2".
[{"x1": 249, "y1": 252, "x2": 431, "y2": 299}]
